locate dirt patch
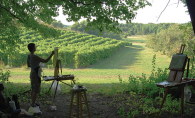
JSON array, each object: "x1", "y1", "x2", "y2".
[
  {"x1": 18, "y1": 91, "x2": 195, "y2": 118},
  {"x1": 19, "y1": 92, "x2": 121, "y2": 118}
]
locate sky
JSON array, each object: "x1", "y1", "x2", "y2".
[{"x1": 53, "y1": 0, "x2": 191, "y2": 25}]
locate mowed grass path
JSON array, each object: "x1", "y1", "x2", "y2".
[
  {"x1": 122, "y1": 35, "x2": 147, "y2": 43},
  {"x1": 6, "y1": 42, "x2": 171, "y2": 88}
]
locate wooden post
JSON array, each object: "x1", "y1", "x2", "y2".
[
  {"x1": 186, "y1": 58, "x2": 190, "y2": 78},
  {"x1": 192, "y1": 50, "x2": 195, "y2": 75}
]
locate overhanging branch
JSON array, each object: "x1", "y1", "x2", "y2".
[
  {"x1": 156, "y1": 0, "x2": 170, "y2": 22},
  {"x1": 1, "y1": 6, "x2": 24, "y2": 23},
  {"x1": 70, "y1": 0, "x2": 105, "y2": 5}
]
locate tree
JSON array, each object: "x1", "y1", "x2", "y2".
[
  {"x1": 0, "y1": 0, "x2": 151, "y2": 53},
  {"x1": 146, "y1": 24, "x2": 184, "y2": 56},
  {"x1": 71, "y1": 21, "x2": 80, "y2": 31},
  {"x1": 78, "y1": 20, "x2": 87, "y2": 32},
  {"x1": 52, "y1": 20, "x2": 64, "y2": 28}
]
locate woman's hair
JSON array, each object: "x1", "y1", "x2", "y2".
[{"x1": 28, "y1": 43, "x2": 35, "y2": 52}]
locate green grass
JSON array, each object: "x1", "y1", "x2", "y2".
[
  {"x1": 122, "y1": 35, "x2": 147, "y2": 43},
  {"x1": 1, "y1": 39, "x2": 187, "y2": 118},
  {"x1": 6, "y1": 43, "x2": 171, "y2": 76},
  {"x1": 3, "y1": 42, "x2": 171, "y2": 94}
]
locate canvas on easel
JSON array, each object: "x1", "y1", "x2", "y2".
[{"x1": 167, "y1": 44, "x2": 188, "y2": 83}]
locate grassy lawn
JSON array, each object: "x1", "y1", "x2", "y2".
[
  {"x1": 5, "y1": 43, "x2": 171, "y2": 82},
  {"x1": 2, "y1": 42, "x2": 171, "y2": 94},
  {"x1": 6, "y1": 42, "x2": 171, "y2": 79},
  {"x1": 122, "y1": 35, "x2": 147, "y2": 43},
  {"x1": 2, "y1": 39, "x2": 194, "y2": 118}
]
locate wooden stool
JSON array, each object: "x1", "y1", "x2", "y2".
[{"x1": 69, "y1": 88, "x2": 91, "y2": 118}]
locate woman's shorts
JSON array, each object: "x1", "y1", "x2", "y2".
[{"x1": 30, "y1": 70, "x2": 41, "y2": 93}]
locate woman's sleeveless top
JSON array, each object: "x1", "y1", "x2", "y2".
[{"x1": 28, "y1": 54, "x2": 40, "y2": 70}]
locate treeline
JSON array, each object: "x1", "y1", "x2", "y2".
[
  {"x1": 119, "y1": 23, "x2": 176, "y2": 37},
  {"x1": 146, "y1": 23, "x2": 194, "y2": 57},
  {"x1": 40, "y1": 19, "x2": 70, "y2": 29},
  {"x1": 71, "y1": 20, "x2": 122, "y2": 40},
  {"x1": 146, "y1": 23, "x2": 195, "y2": 76},
  {"x1": 71, "y1": 20, "x2": 176, "y2": 38}
]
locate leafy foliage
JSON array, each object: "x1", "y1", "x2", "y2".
[
  {"x1": 118, "y1": 23, "x2": 175, "y2": 36},
  {"x1": 146, "y1": 24, "x2": 184, "y2": 56},
  {"x1": 71, "y1": 21, "x2": 176, "y2": 39},
  {"x1": 146, "y1": 23, "x2": 195, "y2": 77},
  {"x1": 0, "y1": 69, "x2": 11, "y2": 83},
  {"x1": 0, "y1": 27, "x2": 131, "y2": 68},
  {"x1": 71, "y1": 20, "x2": 122, "y2": 40},
  {"x1": 51, "y1": 20, "x2": 64, "y2": 28},
  {"x1": 0, "y1": 0, "x2": 151, "y2": 53}
]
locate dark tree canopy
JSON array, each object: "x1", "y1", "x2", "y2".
[{"x1": 0, "y1": 0, "x2": 151, "y2": 53}]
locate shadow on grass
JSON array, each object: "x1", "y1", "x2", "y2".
[
  {"x1": 3, "y1": 81, "x2": 126, "y2": 97},
  {"x1": 88, "y1": 45, "x2": 144, "y2": 69}
]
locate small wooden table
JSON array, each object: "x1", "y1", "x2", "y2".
[
  {"x1": 69, "y1": 88, "x2": 91, "y2": 118},
  {"x1": 156, "y1": 78, "x2": 195, "y2": 118}
]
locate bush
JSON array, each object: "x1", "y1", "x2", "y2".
[
  {"x1": 4, "y1": 65, "x2": 11, "y2": 69},
  {"x1": 118, "y1": 54, "x2": 169, "y2": 99},
  {"x1": 0, "y1": 61, "x2": 5, "y2": 69},
  {"x1": 0, "y1": 69, "x2": 11, "y2": 83},
  {"x1": 21, "y1": 64, "x2": 29, "y2": 70}
]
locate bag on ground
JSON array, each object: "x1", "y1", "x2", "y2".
[
  {"x1": 184, "y1": 84, "x2": 192, "y2": 102},
  {"x1": 52, "y1": 80, "x2": 61, "y2": 96}
]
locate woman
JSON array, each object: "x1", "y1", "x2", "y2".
[
  {"x1": 27, "y1": 43, "x2": 54, "y2": 107},
  {"x1": 0, "y1": 83, "x2": 21, "y2": 118}
]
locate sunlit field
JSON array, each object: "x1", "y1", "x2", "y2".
[{"x1": 5, "y1": 37, "x2": 171, "y2": 87}]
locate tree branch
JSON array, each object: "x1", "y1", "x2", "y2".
[
  {"x1": 1, "y1": 6, "x2": 24, "y2": 23},
  {"x1": 177, "y1": 0, "x2": 179, "y2": 8},
  {"x1": 156, "y1": 0, "x2": 170, "y2": 22},
  {"x1": 70, "y1": 0, "x2": 105, "y2": 5}
]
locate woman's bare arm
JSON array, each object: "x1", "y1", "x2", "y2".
[{"x1": 33, "y1": 51, "x2": 54, "y2": 63}]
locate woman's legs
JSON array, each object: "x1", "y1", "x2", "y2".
[
  {"x1": 31, "y1": 90, "x2": 38, "y2": 106},
  {"x1": 31, "y1": 90, "x2": 33, "y2": 101},
  {"x1": 30, "y1": 70, "x2": 40, "y2": 106}
]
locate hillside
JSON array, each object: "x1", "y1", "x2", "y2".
[{"x1": 1, "y1": 27, "x2": 132, "y2": 68}]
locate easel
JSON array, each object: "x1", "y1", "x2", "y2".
[
  {"x1": 43, "y1": 59, "x2": 76, "y2": 105},
  {"x1": 156, "y1": 44, "x2": 195, "y2": 118}
]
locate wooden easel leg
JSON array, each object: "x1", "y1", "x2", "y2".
[
  {"x1": 70, "y1": 80, "x2": 76, "y2": 87},
  {"x1": 181, "y1": 85, "x2": 184, "y2": 118},
  {"x1": 47, "y1": 80, "x2": 55, "y2": 96},
  {"x1": 73, "y1": 80, "x2": 76, "y2": 84},
  {"x1": 157, "y1": 87, "x2": 169, "y2": 118}
]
